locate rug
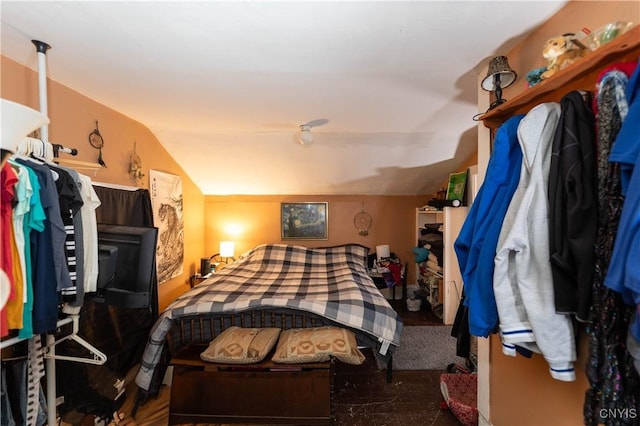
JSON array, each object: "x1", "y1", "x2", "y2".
[{"x1": 392, "y1": 325, "x2": 467, "y2": 370}]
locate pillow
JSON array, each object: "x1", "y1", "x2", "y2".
[
  {"x1": 271, "y1": 326, "x2": 365, "y2": 365},
  {"x1": 200, "y1": 326, "x2": 281, "y2": 364}
]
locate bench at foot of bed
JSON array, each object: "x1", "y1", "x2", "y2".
[{"x1": 168, "y1": 345, "x2": 335, "y2": 425}]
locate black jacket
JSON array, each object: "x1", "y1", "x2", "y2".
[{"x1": 548, "y1": 90, "x2": 597, "y2": 322}]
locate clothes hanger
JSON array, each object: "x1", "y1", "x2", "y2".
[{"x1": 44, "y1": 315, "x2": 107, "y2": 366}]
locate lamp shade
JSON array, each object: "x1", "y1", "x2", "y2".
[
  {"x1": 219, "y1": 241, "x2": 235, "y2": 258},
  {"x1": 481, "y1": 56, "x2": 517, "y2": 91},
  {"x1": 298, "y1": 125, "x2": 313, "y2": 145},
  {"x1": 376, "y1": 245, "x2": 390, "y2": 260},
  {"x1": 1, "y1": 98, "x2": 49, "y2": 153}
]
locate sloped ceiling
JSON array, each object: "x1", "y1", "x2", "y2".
[{"x1": 0, "y1": 1, "x2": 567, "y2": 195}]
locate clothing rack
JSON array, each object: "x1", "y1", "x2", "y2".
[
  {"x1": 52, "y1": 142, "x2": 102, "y2": 172},
  {"x1": 1, "y1": 39, "x2": 107, "y2": 426},
  {"x1": 55, "y1": 156, "x2": 102, "y2": 172},
  {"x1": 17, "y1": 136, "x2": 102, "y2": 174}
]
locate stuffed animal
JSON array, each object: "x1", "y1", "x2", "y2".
[
  {"x1": 526, "y1": 66, "x2": 548, "y2": 87},
  {"x1": 540, "y1": 34, "x2": 587, "y2": 80}
]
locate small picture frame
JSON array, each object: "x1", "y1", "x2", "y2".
[
  {"x1": 446, "y1": 170, "x2": 468, "y2": 202},
  {"x1": 281, "y1": 202, "x2": 328, "y2": 240}
]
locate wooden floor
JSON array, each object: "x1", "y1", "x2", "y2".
[{"x1": 389, "y1": 297, "x2": 445, "y2": 327}]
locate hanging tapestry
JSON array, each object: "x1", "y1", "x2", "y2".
[{"x1": 150, "y1": 170, "x2": 184, "y2": 284}]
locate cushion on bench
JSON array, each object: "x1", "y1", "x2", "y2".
[
  {"x1": 271, "y1": 326, "x2": 365, "y2": 365},
  {"x1": 200, "y1": 326, "x2": 281, "y2": 364}
]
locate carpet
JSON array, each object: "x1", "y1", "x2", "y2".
[{"x1": 392, "y1": 325, "x2": 467, "y2": 370}]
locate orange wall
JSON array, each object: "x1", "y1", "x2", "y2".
[
  {"x1": 1, "y1": 55, "x2": 205, "y2": 311},
  {"x1": 488, "y1": 2, "x2": 639, "y2": 425},
  {"x1": 204, "y1": 194, "x2": 427, "y2": 283}
]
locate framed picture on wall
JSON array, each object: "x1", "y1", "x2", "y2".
[
  {"x1": 446, "y1": 170, "x2": 468, "y2": 202},
  {"x1": 281, "y1": 202, "x2": 328, "y2": 240}
]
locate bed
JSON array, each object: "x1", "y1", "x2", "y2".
[{"x1": 133, "y1": 243, "x2": 403, "y2": 418}]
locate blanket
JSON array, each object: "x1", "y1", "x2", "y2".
[{"x1": 135, "y1": 243, "x2": 403, "y2": 391}]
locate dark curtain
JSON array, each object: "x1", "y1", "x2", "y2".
[
  {"x1": 93, "y1": 186, "x2": 154, "y2": 228},
  {"x1": 56, "y1": 186, "x2": 158, "y2": 419}
]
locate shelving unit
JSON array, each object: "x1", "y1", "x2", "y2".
[
  {"x1": 415, "y1": 209, "x2": 443, "y2": 310},
  {"x1": 415, "y1": 206, "x2": 468, "y2": 324},
  {"x1": 480, "y1": 25, "x2": 640, "y2": 129}
]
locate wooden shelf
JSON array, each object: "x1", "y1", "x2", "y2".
[
  {"x1": 54, "y1": 157, "x2": 102, "y2": 171},
  {"x1": 480, "y1": 25, "x2": 640, "y2": 129}
]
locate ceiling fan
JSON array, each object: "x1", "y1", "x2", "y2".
[{"x1": 298, "y1": 118, "x2": 329, "y2": 145}]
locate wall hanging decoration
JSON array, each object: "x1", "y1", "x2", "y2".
[
  {"x1": 88, "y1": 120, "x2": 107, "y2": 167},
  {"x1": 281, "y1": 202, "x2": 328, "y2": 240},
  {"x1": 150, "y1": 170, "x2": 184, "y2": 284},
  {"x1": 353, "y1": 202, "x2": 373, "y2": 236},
  {"x1": 446, "y1": 170, "x2": 468, "y2": 204},
  {"x1": 129, "y1": 141, "x2": 145, "y2": 184}
]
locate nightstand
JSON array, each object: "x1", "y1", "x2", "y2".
[
  {"x1": 369, "y1": 264, "x2": 407, "y2": 310},
  {"x1": 189, "y1": 273, "x2": 211, "y2": 288}
]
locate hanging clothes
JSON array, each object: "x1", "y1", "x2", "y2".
[
  {"x1": 547, "y1": 90, "x2": 597, "y2": 322},
  {"x1": 604, "y1": 60, "x2": 640, "y2": 339},
  {"x1": 607, "y1": 59, "x2": 640, "y2": 197},
  {"x1": 454, "y1": 113, "x2": 524, "y2": 338},
  {"x1": 13, "y1": 158, "x2": 64, "y2": 334},
  {"x1": 602, "y1": 58, "x2": 640, "y2": 388},
  {"x1": 9, "y1": 159, "x2": 39, "y2": 338},
  {"x1": 584, "y1": 63, "x2": 640, "y2": 426},
  {"x1": 48, "y1": 164, "x2": 85, "y2": 310},
  {"x1": 493, "y1": 102, "x2": 577, "y2": 382},
  {"x1": 1, "y1": 161, "x2": 19, "y2": 338},
  {"x1": 9, "y1": 160, "x2": 45, "y2": 340}
]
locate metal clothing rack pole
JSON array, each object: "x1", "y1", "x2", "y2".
[{"x1": 30, "y1": 39, "x2": 107, "y2": 426}]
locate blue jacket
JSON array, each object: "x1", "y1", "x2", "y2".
[
  {"x1": 454, "y1": 114, "x2": 524, "y2": 337},
  {"x1": 609, "y1": 59, "x2": 640, "y2": 195}
]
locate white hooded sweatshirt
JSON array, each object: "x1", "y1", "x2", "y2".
[{"x1": 493, "y1": 102, "x2": 577, "y2": 382}]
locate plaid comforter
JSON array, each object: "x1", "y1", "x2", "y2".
[{"x1": 135, "y1": 243, "x2": 403, "y2": 391}]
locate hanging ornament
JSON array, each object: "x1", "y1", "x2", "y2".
[
  {"x1": 88, "y1": 120, "x2": 107, "y2": 167},
  {"x1": 129, "y1": 141, "x2": 145, "y2": 184},
  {"x1": 353, "y1": 202, "x2": 373, "y2": 236}
]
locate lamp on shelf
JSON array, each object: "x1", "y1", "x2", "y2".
[{"x1": 481, "y1": 56, "x2": 517, "y2": 110}]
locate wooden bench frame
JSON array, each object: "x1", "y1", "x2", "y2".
[{"x1": 168, "y1": 345, "x2": 336, "y2": 425}]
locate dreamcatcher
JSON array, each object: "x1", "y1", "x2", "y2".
[
  {"x1": 353, "y1": 202, "x2": 373, "y2": 236},
  {"x1": 88, "y1": 120, "x2": 107, "y2": 167},
  {"x1": 129, "y1": 141, "x2": 145, "y2": 184}
]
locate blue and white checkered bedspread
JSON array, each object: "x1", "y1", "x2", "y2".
[{"x1": 135, "y1": 243, "x2": 403, "y2": 391}]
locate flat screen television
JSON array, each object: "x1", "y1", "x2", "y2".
[{"x1": 95, "y1": 224, "x2": 159, "y2": 310}]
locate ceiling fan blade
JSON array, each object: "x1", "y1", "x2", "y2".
[{"x1": 304, "y1": 118, "x2": 329, "y2": 128}]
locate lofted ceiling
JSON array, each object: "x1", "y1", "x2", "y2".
[{"x1": 0, "y1": 1, "x2": 567, "y2": 196}]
